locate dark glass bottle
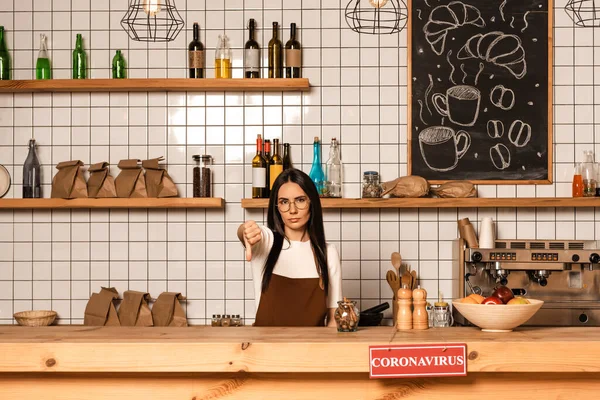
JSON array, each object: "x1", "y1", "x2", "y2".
[
  {"x1": 285, "y1": 23, "x2": 301, "y2": 78},
  {"x1": 23, "y1": 139, "x2": 41, "y2": 198},
  {"x1": 268, "y1": 22, "x2": 283, "y2": 78},
  {"x1": 244, "y1": 19, "x2": 260, "y2": 79},
  {"x1": 264, "y1": 139, "x2": 272, "y2": 198},
  {"x1": 112, "y1": 50, "x2": 126, "y2": 79},
  {"x1": 283, "y1": 143, "x2": 292, "y2": 170},
  {"x1": 189, "y1": 22, "x2": 204, "y2": 78},
  {"x1": 72, "y1": 34, "x2": 87, "y2": 79},
  {"x1": 252, "y1": 135, "x2": 268, "y2": 199},
  {"x1": 0, "y1": 26, "x2": 10, "y2": 80}
]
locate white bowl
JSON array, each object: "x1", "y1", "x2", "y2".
[{"x1": 452, "y1": 299, "x2": 544, "y2": 332}]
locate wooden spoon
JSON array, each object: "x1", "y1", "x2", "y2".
[
  {"x1": 401, "y1": 265, "x2": 412, "y2": 290},
  {"x1": 386, "y1": 270, "x2": 400, "y2": 298},
  {"x1": 391, "y1": 252, "x2": 402, "y2": 277},
  {"x1": 411, "y1": 270, "x2": 418, "y2": 290}
]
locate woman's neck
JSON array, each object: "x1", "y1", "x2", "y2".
[{"x1": 285, "y1": 226, "x2": 309, "y2": 242}]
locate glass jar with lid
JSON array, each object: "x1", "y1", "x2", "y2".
[
  {"x1": 334, "y1": 297, "x2": 360, "y2": 332},
  {"x1": 362, "y1": 171, "x2": 382, "y2": 198},
  {"x1": 193, "y1": 155, "x2": 212, "y2": 198},
  {"x1": 433, "y1": 301, "x2": 454, "y2": 328}
]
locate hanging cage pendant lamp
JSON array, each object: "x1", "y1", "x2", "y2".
[
  {"x1": 345, "y1": 0, "x2": 408, "y2": 34},
  {"x1": 121, "y1": 0, "x2": 185, "y2": 42}
]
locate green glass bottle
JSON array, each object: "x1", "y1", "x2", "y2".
[
  {"x1": 112, "y1": 50, "x2": 126, "y2": 79},
  {"x1": 36, "y1": 34, "x2": 51, "y2": 80},
  {"x1": 0, "y1": 26, "x2": 10, "y2": 80},
  {"x1": 72, "y1": 34, "x2": 87, "y2": 79}
]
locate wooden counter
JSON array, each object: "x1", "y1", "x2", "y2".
[{"x1": 2, "y1": 326, "x2": 600, "y2": 399}]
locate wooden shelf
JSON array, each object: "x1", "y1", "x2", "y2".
[
  {"x1": 0, "y1": 198, "x2": 224, "y2": 209},
  {"x1": 241, "y1": 197, "x2": 600, "y2": 209},
  {"x1": 0, "y1": 78, "x2": 310, "y2": 93}
]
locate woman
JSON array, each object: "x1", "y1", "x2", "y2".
[{"x1": 237, "y1": 168, "x2": 342, "y2": 327}]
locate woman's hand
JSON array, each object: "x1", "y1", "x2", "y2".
[{"x1": 241, "y1": 220, "x2": 262, "y2": 261}]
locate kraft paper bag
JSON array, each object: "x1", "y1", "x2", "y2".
[
  {"x1": 151, "y1": 292, "x2": 188, "y2": 327},
  {"x1": 51, "y1": 160, "x2": 88, "y2": 199},
  {"x1": 118, "y1": 290, "x2": 153, "y2": 327},
  {"x1": 142, "y1": 157, "x2": 178, "y2": 198},
  {"x1": 84, "y1": 287, "x2": 121, "y2": 326},
  {"x1": 115, "y1": 159, "x2": 147, "y2": 198},
  {"x1": 87, "y1": 162, "x2": 117, "y2": 198}
]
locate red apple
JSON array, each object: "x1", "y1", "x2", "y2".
[
  {"x1": 482, "y1": 296, "x2": 503, "y2": 305},
  {"x1": 492, "y1": 286, "x2": 514, "y2": 304}
]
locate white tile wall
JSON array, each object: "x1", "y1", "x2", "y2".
[{"x1": 0, "y1": 0, "x2": 591, "y2": 325}]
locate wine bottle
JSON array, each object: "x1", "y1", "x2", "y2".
[
  {"x1": 23, "y1": 139, "x2": 41, "y2": 198},
  {"x1": 285, "y1": 23, "x2": 301, "y2": 78},
  {"x1": 268, "y1": 22, "x2": 283, "y2": 78},
  {"x1": 244, "y1": 19, "x2": 260, "y2": 79},
  {"x1": 36, "y1": 34, "x2": 51, "y2": 80},
  {"x1": 72, "y1": 33, "x2": 87, "y2": 79},
  {"x1": 0, "y1": 26, "x2": 10, "y2": 80},
  {"x1": 264, "y1": 139, "x2": 272, "y2": 198},
  {"x1": 215, "y1": 34, "x2": 232, "y2": 79},
  {"x1": 309, "y1": 137, "x2": 325, "y2": 196},
  {"x1": 325, "y1": 138, "x2": 342, "y2": 198},
  {"x1": 270, "y1": 139, "x2": 283, "y2": 189},
  {"x1": 189, "y1": 22, "x2": 204, "y2": 78},
  {"x1": 282, "y1": 143, "x2": 292, "y2": 170},
  {"x1": 112, "y1": 50, "x2": 126, "y2": 79},
  {"x1": 252, "y1": 135, "x2": 268, "y2": 199}
]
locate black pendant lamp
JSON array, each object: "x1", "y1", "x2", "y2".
[
  {"x1": 345, "y1": 0, "x2": 408, "y2": 35},
  {"x1": 121, "y1": 0, "x2": 185, "y2": 42}
]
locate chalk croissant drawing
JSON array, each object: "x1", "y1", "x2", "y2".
[
  {"x1": 487, "y1": 120, "x2": 504, "y2": 139},
  {"x1": 457, "y1": 31, "x2": 527, "y2": 79},
  {"x1": 508, "y1": 120, "x2": 532, "y2": 147},
  {"x1": 490, "y1": 143, "x2": 511, "y2": 170},
  {"x1": 490, "y1": 84, "x2": 516, "y2": 110},
  {"x1": 423, "y1": 1, "x2": 485, "y2": 56}
]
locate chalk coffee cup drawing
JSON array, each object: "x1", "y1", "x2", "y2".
[
  {"x1": 432, "y1": 85, "x2": 481, "y2": 127},
  {"x1": 419, "y1": 126, "x2": 471, "y2": 172}
]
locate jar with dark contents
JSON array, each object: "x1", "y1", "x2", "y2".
[
  {"x1": 193, "y1": 155, "x2": 212, "y2": 197},
  {"x1": 334, "y1": 297, "x2": 360, "y2": 332},
  {"x1": 362, "y1": 171, "x2": 382, "y2": 198}
]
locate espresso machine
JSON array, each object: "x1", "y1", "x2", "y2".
[{"x1": 453, "y1": 238, "x2": 600, "y2": 326}]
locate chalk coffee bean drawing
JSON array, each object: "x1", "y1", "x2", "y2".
[
  {"x1": 490, "y1": 85, "x2": 515, "y2": 110},
  {"x1": 508, "y1": 120, "x2": 531, "y2": 147},
  {"x1": 490, "y1": 143, "x2": 511, "y2": 170},
  {"x1": 423, "y1": 1, "x2": 485, "y2": 56},
  {"x1": 487, "y1": 120, "x2": 504, "y2": 139}
]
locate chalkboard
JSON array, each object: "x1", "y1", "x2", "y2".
[{"x1": 408, "y1": 0, "x2": 553, "y2": 184}]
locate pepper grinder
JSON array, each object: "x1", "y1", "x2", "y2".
[
  {"x1": 412, "y1": 286, "x2": 428, "y2": 330},
  {"x1": 396, "y1": 285, "x2": 413, "y2": 331}
]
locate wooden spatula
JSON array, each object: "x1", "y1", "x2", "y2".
[{"x1": 386, "y1": 270, "x2": 400, "y2": 298}]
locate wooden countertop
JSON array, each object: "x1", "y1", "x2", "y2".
[{"x1": 0, "y1": 325, "x2": 598, "y2": 373}]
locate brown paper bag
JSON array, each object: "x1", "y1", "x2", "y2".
[
  {"x1": 151, "y1": 292, "x2": 188, "y2": 327},
  {"x1": 381, "y1": 176, "x2": 429, "y2": 198},
  {"x1": 143, "y1": 157, "x2": 178, "y2": 198},
  {"x1": 87, "y1": 162, "x2": 117, "y2": 198},
  {"x1": 83, "y1": 287, "x2": 121, "y2": 326},
  {"x1": 118, "y1": 290, "x2": 153, "y2": 327},
  {"x1": 431, "y1": 181, "x2": 477, "y2": 198},
  {"x1": 115, "y1": 159, "x2": 147, "y2": 198},
  {"x1": 51, "y1": 160, "x2": 88, "y2": 199}
]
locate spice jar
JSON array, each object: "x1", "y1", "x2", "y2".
[
  {"x1": 232, "y1": 315, "x2": 242, "y2": 327},
  {"x1": 334, "y1": 297, "x2": 360, "y2": 332},
  {"x1": 362, "y1": 171, "x2": 382, "y2": 198},
  {"x1": 193, "y1": 155, "x2": 212, "y2": 198},
  {"x1": 211, "y1": 314, "x2": 221, "y2": 327},
  {"x1": 221, "y1": 314, "x2": 231, "y2": 327}
]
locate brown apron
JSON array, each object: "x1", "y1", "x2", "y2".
[{"x1": 254, "y1": 274, "x2": 328, "y2": 327}]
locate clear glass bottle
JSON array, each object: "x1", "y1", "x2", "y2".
[
  {"x1": 309, "y1": 137, "x2": 326, "y2": 196},
  {"x1": 112, "y1": 50, "x2": 126, "y2": 79},
  {"x1": 36, "y1": 34, "x2": 51, "y2": 80},
  {"x1": 23, "y1": 139, "x2": 41, "y2": 198},
  {"x1": 582, "y1": 151, "x2": 596, "y2": 197},
  {"x1": 72, "y1": 33, "x2": 87, "y2": 79},
  {"x1": 215, "y1": 34, "x2": 232, "y2": 79},
  {"x1": 362, "y1": 171, "x2": 382, "y2": 198},
  {"x1": 325, "y1": 138, "x2": 342, "y2": 198},
  {"x1": 0, "y1": 26, "x2": 10, "y2": 80}
]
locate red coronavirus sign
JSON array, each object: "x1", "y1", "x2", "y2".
[{"x1": 369, "y1": 344, "x2": 467, "y2": 378}]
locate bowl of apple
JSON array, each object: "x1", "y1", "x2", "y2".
[{"x1": 453, "y1": 286, "x2": 544, "y2": 332}]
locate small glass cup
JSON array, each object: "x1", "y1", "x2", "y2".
[
  {"x1": 334, "y1": 298, "x2": 360, "y2": 332},
  {"x1": 433, "y1": 303, "x2": 454, "y2": 328}
]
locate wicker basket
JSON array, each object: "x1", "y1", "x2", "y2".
[{"x1": 13, "y1": 310, "x2": 57, "y2": 327}]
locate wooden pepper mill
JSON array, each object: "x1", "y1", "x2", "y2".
[
  {"x1": 412, "y1": 286, "x2": 428, "y2": 330},
  {"x1": 396, "y1": 285, "x2": 413, "y2": 331}
]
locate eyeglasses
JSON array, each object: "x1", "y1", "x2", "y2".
[{"x1": 277, "y1": 197, "x2": 310, "y2": 213}]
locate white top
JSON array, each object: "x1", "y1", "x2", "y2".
[{"x1": 250, "y1": 225, "x2": 343, "y2": 309}]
